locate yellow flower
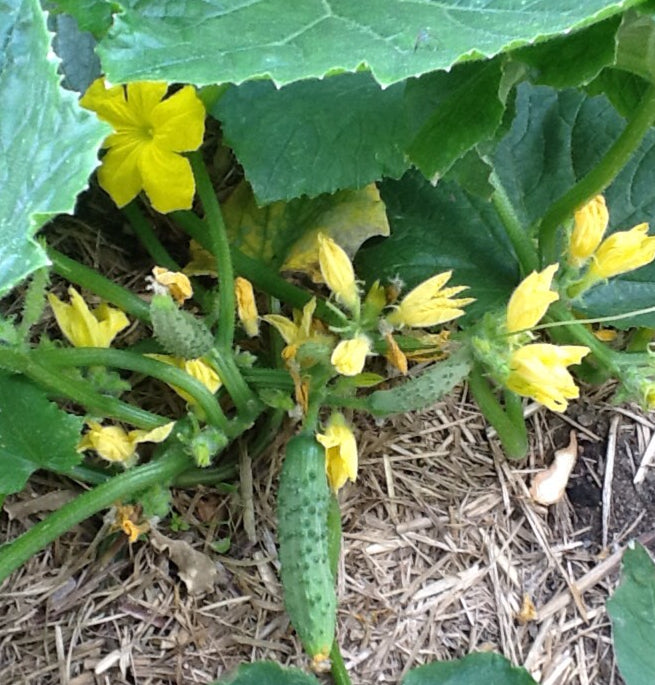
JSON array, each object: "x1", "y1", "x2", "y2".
[
  {"x1": 77, "y1": 420, "x2": 174, "y2": 466},
  {"x1": 506, "y1": 343, "x2": 590, "y2": 412},
  {"x1": 151, "y1": 267, "x2": 193, "y2": 304},
  {"x1": 386, "y1": 271, "x2": 474, "y2": 328},
  {"x1": 331, "y1": 334, "x2": 371, "y2": 376},
  {"x1": 569, "y1": 195, "x2": 608, "y2": 267},
  {"x1": 48, "y1": 287, "x2": 129, "y2": 347},
  {"x1": 234, "y1": 277, "x2": 259, "y2": 337},
  {"x1": 317, "y1": 233, "x2": 359, "y2": 312},
  {"x1": 148, "y1": 354, "x2": 221, "y2": 404},
  {"x1": 506, "y1": 264, "x2": 559, "y2": 334},
  {"x1": 384, "y1": 331, "x2": 408, "y2": 374},
  {"x1": 589, "y1": 223, "x2": 655, "y2": 279},
  {"x1": 316, "y1": 415, "x2": 358, "y2": 492},
  {"x1": 114, "y1": 504, "x2": 150, "y2": 542},
  {"x1": 362, "y1": 279, "x2": 387, "y2": 317},
  {"x1": 80, "y1": 79, "x2": 205, "y2": 213}
]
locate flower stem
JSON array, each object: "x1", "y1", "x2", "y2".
[
  {"x1": 122, "y1": 201, "x2": 179, "y2": 271},
  {"x1": 31, "y1": 347, "x2": 229, "y2": 431},
  {"x1": 0, "y1": 444, "x2": 190, "y2": 583},
  {"x1": 468, "y1": 364, "x2": 528, "y2": 459},
  {"x1": 189, "y1": 152, "x2": 235, "y2": 350},
  {"x1": 490, "y1": 170, "x2": 539, "y2": 274},
  {"x1": 0, "y1": 348, "x2": 166, "y2": 429},
  {"x1": 537, "y1": 83, "x2": 655, "y2": 264},
  {"x1": 47, "y1": 247, "x2": 151, "y2": 323},
  {"x1": 330, "y1": 640, "x2": 352, "y2": 685}
]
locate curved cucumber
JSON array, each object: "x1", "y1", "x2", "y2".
[{"x1": 277, "y1": 435, "x2": 336, "y2": 661}]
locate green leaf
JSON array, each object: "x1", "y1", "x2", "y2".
[
  {"x1": 355, "y1": 171, "x2": 520, "y2": 322},
  {"x1": 586, "y1": 67, "x2": 650, "y2": 118},
  {"x1": 98, "y1": 0, "x2": 641, "y2": 88},
  {"x1": 607, "y1": 543, "x2": 655, "y2": 685},
  {"x1": 213, "y1": 72, "x2": 409, "y2": 204},
  {"x1": 402, "y1": 652, "x2": 538, "y2": 685},
  {"x1": 49, "y1": 0, "x2": 114, "y2": 38},
  {"x1": 0, "y1": 372, "x2": 84, "y2": 495},
  {"x1": 214, "y1": 661, "x2": 320, "y2": 685},
  {"x1": 0, "y1": 0, "x2": 109, "y2": 296},
  {"x1": 50, "y1": 12, "x2": 102, "y2": 93},
  {"x1": 615, "y1": 10, "x2": 655, "y2": 82}
]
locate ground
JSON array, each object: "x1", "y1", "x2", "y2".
[{"x1": 2, "y1": 382, "x2": 655, "y2": 684}]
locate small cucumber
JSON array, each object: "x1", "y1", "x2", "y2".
[
  {"x1": 277, "y1": 435, "x2": 336, "y2": 662},
  {"x1": 150, "y1": 293, "x2": 214, "y2": 359}
]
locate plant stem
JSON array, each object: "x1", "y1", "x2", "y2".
[
  {"x1": 330, "y1": 640, "x2": 352, "y2": 685},
  {"x1": 47, "y1": 247, "x2": 151, "y2": 323},
  {"x1": 468, "y1": 364, "x2": 528, "y2": 459},
  {"x1": 537, "y1": 83, "x2": 655, "y2": 263},
  {"x1": 0, "y1": 445, "x2": 190, "y2": 583},
  {"x1": 31, "y1": 347, "x2": 229, "y2": 431},
  {"x1": 490, "y1": 170, "x2": 539, "y2": 274},
  {"x1": 0, "y1": 348, "x2": 166, "y2": 429},
  {"x1": 189, "y1": 152, "x2": 235, "y2": 350},
  {"x1": 122, "y1": 201, "x2": 179, "y2": 271}
]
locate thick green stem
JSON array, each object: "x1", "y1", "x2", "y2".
[
  {"x1": 490, "y1": 171, "x2": 539, "y2": 274},
  {"x1": 469, "y1": 365, "x2": 528, "y2": 459},
  {"x1": 330, "y1": 640, "x2": 352, "y2": 685},
  {"x1": 0, "y1": 445, "x2": 190, "y2": 583},
  {"x1": 0, "y1": 348, "x2": 166, "y2": 429},
  {"x1": 537, "y1": 84, "x2": 655, "y2": 263},
  {"x1": 47, "y1": 247, "x2": 151, "y2": 323},
  {"x1": 189, "y1": 152, "x2": 235, "y2": 350},
  {"x1": 122, "y1": 201, "x2": 179, "y2": 271},
  {"x1": 30, "y1": 347, "x2": 229, "y2": 431},
  {"x1": 209, "y1": 348, "x2": 262, "y2": 419}
]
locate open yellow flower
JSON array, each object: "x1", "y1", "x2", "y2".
[
  {"x1": 234, "y1": 277, "x2": 259, "y2": 337},
  {"x1": 147, "y1": 354, "x2": 221, "y2": 404},
  {"x1": 152, "y1": 267, "x2": 193, "y2": 304},
  {"x1": 589, "y1": 223, "x2": 655, "y2": 279},
  {"x1": 317, "y1": 233, "x2": 359, "y2": 312},
  {"x1": 316, "y1": 414, "x2": 358, "y2": 492},
  {"x1": 80, "y1": 79, "x2": 205, "y2": 213},
  {"x1": 77, "y1": 420, "x2": 174, "y2": 466},
  {"x1": 506, "y1": 264, "x2": 559, "y2": 334},
  {"x1": 569, "y1": 195, "x2": 608, "y2": 267},
  {"x1": 506, "y1": 343, "x2": 590, "y2": 412},
  {"x1": 48, "y1": 287, "x2": 129, "y2": 347},
  {"x1": 386, "y1": 271, "x2": 474, "y2": 328},
  {"x1": 331, "y1": 334, "x2": 371, "y2": 376}
]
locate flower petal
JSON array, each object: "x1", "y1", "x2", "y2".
[
  {"x1": 125, "y1": 81, "x2": 167, "y2": 124},
  {"x1": 138, "y1": 144, "x2": 196, "y2": 212},
  {"x1": 152, "y1": 85, "x2": 206, "y2": 152},
  {"x1": 97, "y1": 143, "x2": 144, "y2": 207}
]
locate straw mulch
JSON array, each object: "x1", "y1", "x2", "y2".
[{"x1": 2, "y1": 381, "x2": 655, "y2": 685}]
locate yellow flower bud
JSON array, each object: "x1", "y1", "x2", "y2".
[
  {"x1": 506, "y1": 264, "x2": 559, "y2": 334},
  {"x1": 569, "y1": 195, "x2": 608, "y2": 266},
  {"x1": 589, "y1": 223, "x2": 655, "y2": 279},
  {"x1": 234, "y1": 276, "x2": 259, "y2": 337},
  {"x1": 331, "y1": 334, "x2": 371, "y2": 376},
  {"x1": 316, "y1": 414, "x2": 358, "y2": 492},
  {"x1": 317, "y1": 233, "x2": 359, "y2": 312}
]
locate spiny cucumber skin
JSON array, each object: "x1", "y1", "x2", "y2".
[
  {"x1": 278, "y1": 435, "x2": 336, "y2": 659},
  {"x1": 150, "y1": 294, "x2": 214, "y2": 359}
]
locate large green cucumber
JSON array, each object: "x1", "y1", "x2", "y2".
[{"x1": 277, "y1": 435, "x2": 336, "y2": 661}]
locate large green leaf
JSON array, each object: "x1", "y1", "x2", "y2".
[
  {"x1": 607, "y1": 543, "x2": 655, "y2": 685},
  {"x1": 213, "y1": 73, "x2": 409, "y2": 203},
  {"x1": 354, "y1": 171, "x2": 520, "y2": 322},
  {"x1": 402, "y1": 652, "x2": 538, "y2": 685},
  {"x1": 49, "y1": 0, "x2": 114, "y2": 38},
  {"x1": 214, "y1": 661, "x2": 320, "y2": 685},
  {"x1": 0, "y1": 372, "x2": 84, "y2": 495},
  {"x1": 98, "y1": 0, "x2": 640, "y2": 88},
  {"x1": 0, "y1": 0, "x2": 109, "y2": 296}
]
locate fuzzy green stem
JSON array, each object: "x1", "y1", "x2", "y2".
[
  {"x1": 490, "y1": 171, "x2": 539, "y2": 274},
  {"x1": 47, "y1": 247, "x2": 151, "y2": 323},
  {"x1": 330, "y1": 640, "x2": 352, "y2": 685},
  {"x1": 189, "y1": 152, "x2": 235, "y2": 350},
  {"x1": 30, "y1": 347, "x2": 229, "y2": 431},
  {"x1": 537, "y1": 83, "x2": 655, "y2": 263},
  {"x1": 469, "y1": 365, "x2": 528, "y2": 459},
  {"x1": 0, "y1": 348, "x2": 166, "y2": 429},
  {"x1": 209, "y1": 348, "x2": 262, "y2": 419},
  {"x1": 0, "y1": 445, "x2": 190, "y2": 583},
  {"x1": 122, "y1": 201, "x2": 179, "y2": 271}
]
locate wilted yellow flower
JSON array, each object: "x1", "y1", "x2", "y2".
[
  {"x1": 506, "y1": 264, "x2": 559, "y2": 334},
  {"x1": 114, "y1": 504, "x2": 150, "y2": 543},
  {"x1": 81, "y1": 79, "x2": 205, "y2": 213},
  {"x1": 384, "y1": 331, "x2": 408, "y2": 374},
  {"x1": 569, "y1": 195, "x2": 609, "y2": 266},
  {"x1": 317, "y1": 233, "x2": 359, "y2": 312},
  {"x1": 331, "y1": 334, "x2": 371, "y2": 376},
  {"x1": 316, "y1": 414, "x2": 358, "y2": 492},
  {"x1": 77, "y1": 420, "x2": 174, "y2": 466},
  {"x1": 148, "y1": 354, "x2": 221, "y2": 404},
  {"x1": 589, "y1": 223, "x2": 655, "y2": 279},
  {"x1": 506, "y1": 343, "x2": 590, "y2": 412},
  {"x1": 386, "y1": 271, "x2": 474, "y2": 329},
  {"x1": 152, "y1": 267, "x2": 193, "y2": 304},
  {"x1": 234, "y1": 277, "x2": 259, "y2": 337},
  {"x1": 48, "y1": 287, "x2": 129, "y2": 347}
]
